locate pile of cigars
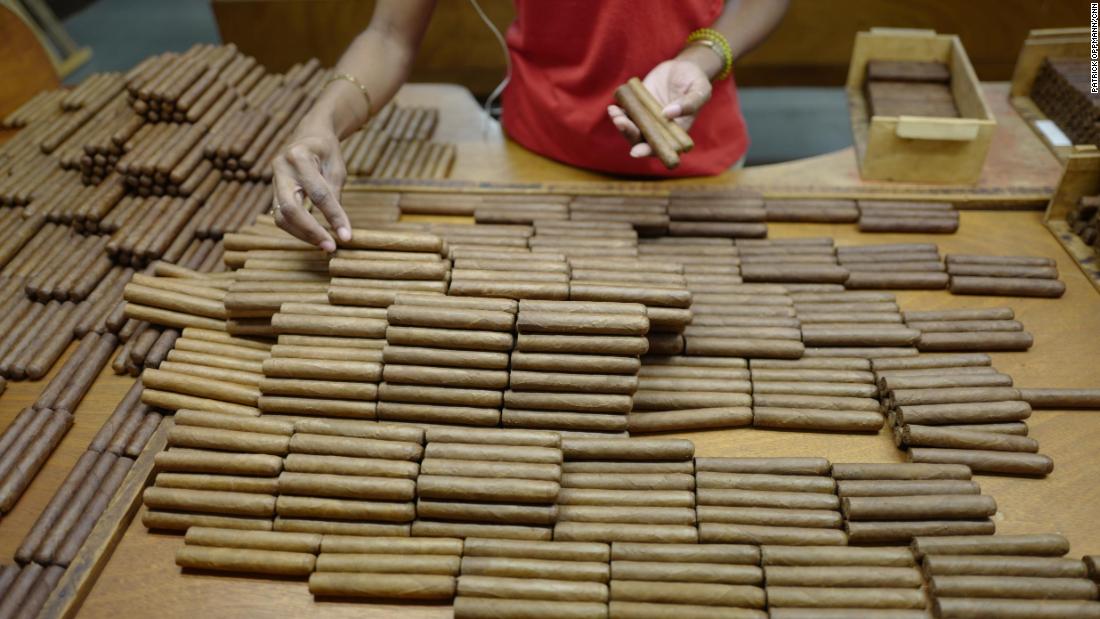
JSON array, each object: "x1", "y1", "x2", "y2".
[
  {"x1": 1031, "y1": 56, "x2": 1100, "y2": 149},
  {"x1": 864, "y1": 59, "x2": 960, "y2": 118},
  {"x1": 138, "y1": 435, "x2": 1100, "y2": 618}
]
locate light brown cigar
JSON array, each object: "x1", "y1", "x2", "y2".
[
  {"x1": 739, "y1": 264, "x2": 850, "y2": 283},
  {"x1": 278, "y1": 472, "x2": 416, "y2": 501},
  {"x1": 696, "y1": 488, "x2": 838, "y2": 510},
  {"x1": 328, "y1": 257, "x2": 448, "y2": 280},
  {"x1": 279, "y1": 334, "x2": 385, "y2": 349},
  {"x1": 843, "y1": 494, "x2": 996, "y2": 521},
  {"x1": 611, "y1": 561, "x2": 761, "y2": 586},
  {"x1": 288, "y1": 432, "x2": 422, "y2": 460},
  {"x1": 457, "y1": 575, "x2": 608, "y2": 603},
  {"x1": 124, "y1": 303, "x2": 225, "y2": 331},
  {"x1": 614, "y1": 84, "x2": 679, "y2": 168},
  {"x1": 568, "y1": 283, "x2": 691, "y2": 309},
  {"x1": 610, "y1": 580, "x2": 763, "y2": 608},
  {"x1": 753, "y1": 394, "x2": 879, "y2": 412},
  {"x1": 14, "y1": 449, "x2": 100, "y2": 563},
  {"x1": 627, "y1": 77, "x2": 693, "y2": 151},
  {"x1": 424, "y1": 426, "x2": 559, "y2": 447},
  {"x1": 559, "y1": 438, "x2": 692, "y2": 461},
  {"x1": 383, "y1": 345, "x2": 508, "y2": 370},
  {"x1": 260, "y1": 396, "x2": 377, "y2": 418},
  {"x1": 753, "y1": 382, "x2": 878, "y2": 398},
  {"x1": 925, "y1": 555, "x2": 1088, "y2": 578},
  {"x1": 316, "y1": 552, "x2": 461, "y2": 574},
  {"x1": 792, "y1": 301, "x2": 897, "y2": 314},
  {"x1": 455, "y1": 597, "x2": 612, "y2": 619},
  {"x1": 271, "y1": 313, "x2": 386, "y2": 338},
  {"x1": 340, "y1": 229, "x2": 444, "y2": 252},
  {"x1": 879, "y1": 373, "x2": 1013, "y2": 391},
  {"x1": 510, "y1": 370, "x2": 638, "y2": 394},
  {"x1": 898, "y1": 424, "x2": 1039, "y2": 453},
  {"x1": 124, "y1": 282, "x2": 227, "y2": 318},
  {"x1": 950, "y1": 275, "x2": 1065, "y2": 298},
  {"x1": 1019, "y1": 388, "x2": 1100, "y2": 409},
  {"x1": 875, "y1": 366, "x2": 999, "y2": 380},
  {"x1": 259, "y1": 378, "x2": 378, "y2": 400},
  {"x1": 946, "y1": 254, "x2": 1055, "y2": 267},
  {"x1": 419, "y1": 457, "x2": 562, "y2": 481},
  {"x1": 844, "y1": 271, "x2": 949, "y2": 289},
  {"x1": 903, "y1": 308, "x2": 1015, "y2": 324},
  {"x1": 275, "y1": 516, "x2": 411, "y2": 537},
  {"x1": 416, "y1": 475, "x2": 559, "y2": 504},
  {"x1": 417, "y1": 499, "x2": 557, "y2": 525},
  {"x1": 558, "y1": 504, "x2": 695, "y2": 525},
  {"x1": 765, "y1": 586, "x2": 926, "y2": 609},
  {"x1": 376, "y1": 401, "x2": 500, "y2": 426},
  {"x1": 284, "y1": 453, "x2": 418, "y2": 479},
  {"x1": 1088, "y1": 556, "x2": 1100, "y2": 582},
  {"x1": 930, "y1": 574, "x2": 1097, "y2": 600},
  {"x1": 386, "y1": 325, "x2": 513, "y2": 352},
  {"x1": 907, "y1": 319, "x2": 1023, "y2": 333},
  {"x1": 554, "y1": 522, "x2": 698, "y2": 544},
  {"x1": 184, "y1": 527, "x2": 320, "y2": 554},
  {"x1": 837, "y1": 479, "x2": 980, "y2": 497},
  {"x1": 379, "y1": 383, "x2": 503, "y2": 408},
  {"x1": 639, "y1": 365, "x2": 751, "y2": 379},
  {"x1": 517, "y1": 310, "x2": 650, "y2": 336},
  {"x1": 278, "y1": 303, "x2": 387, "y2": 319},
  {"x1": 262, "y1": 358, "x2": 380, "y2": 382},
  {"x1": 291, "y1": 418, "x2": 423, "y2": 443},
  {"x1": 938, "y1": 421, "x2": 1029, "y2": 435},
  {"x1": 695, "y1": 457, "x2": 829, "y2": 476},
  {"x1": 391, "y1": 292, "x2": 518, "y2": 313},
  {"x1": 275, "y1": 495, "x2": 414, "y2": 521},
  {"x1": 460, "y1": 555, "x2": 608, "y2": 583},
  {"x1": 168, "y1": 425, "x2": 290, "y2": 455},
  {"x1": 448, "y1": 279, "x2": 571, "y2": 300},
  {"x1": 320, "y1": 535, "x2": 460, "y2": 555},
  {"x1": 913, "y1": 533, "x2": 1070, "y2": 559},
  {"x1": 908, "y1": 448, "x2": 1054, "y2": 477},
  {"x1": 645, "y1": 355, "x2": 749, "y2": 368},
  {"x1": 684, "y1": 337, "x2": 804, "y2": 359},
  {"x1": 270, "y1": 346, "x2": 382, "y2": 363},
  {"x1": 464, "y1": 537, "x2": 608, "y2": 561},
  {"x1": 831, "y1": 462, "x2": 971, "y2": 480},
  {"x1": 309, "y1": 572, "x2": 455, "y2": 599},
  {"x1": 142, "y1": 368, "x2": 260, "y2": 406},
  {"x1": 555, "y1": 486, "x2": 694, "y2": 507},
  {"x1": 760, "y1": 545, "x2": 915, "y2": 567},
  {"x1": 411, "y1": 520, "x2": 552, "y2": 541},
  {"x1": 477, "y1": 406, "x2": 625, "y2": 431},
  {"x1": 696, "y1": 472, "x2": 834, "y2": 493},
  {"x1": 797, "y1": 311, "x2": 904, "y2": 324},
  {"x1": 167, "y1": 350, "x2": 265, "y2": 373},
  {"x1": 696, "y1": 505, "x2": 840, "y2": 529},
  {"x1": 382, "y1": 364, "x2": 507, "y2": 390},
  {"x1": 502, "y1": 390, "x2": 632, "y2": 414},
  {"x1": 143, "y1": 486, "x2": 276, "y2": 517},
  {"x1": 895, "y1": 401, "x2": 1032, "y2": 426},
  {"x1": 801, "y1": 325, "x2": 921, "y2": 347},
  {"x1": 889, "y1": 386, "x2": 1021, "y2": 407},
  {"x1": 698, "y1": 522, "x2": 847, "y2": 545},
  {"x1": 846, "y1": 519, "x2": 995, "y2": 544},
  {"x1": 386, "y1": 305, "x2": 514, "y2": 332},
  {"x1": 156, "y1": 472, "x2": 280, "y2": 494},
  {"x1": 628, "y1": 408, "x2": 752, "y2": 433},
  {"x1": 155, "y1": 447, "x2": 284, "y2": 476},
  {"x1": 934, "y1": 598, "x2": 1100, "y2": 618},
  {"x1": 144, "y1": 512, "x2": 268, "y2": 533},
  {"x1": 764, "y1": 564, "x2": 923, "y2": 587}
]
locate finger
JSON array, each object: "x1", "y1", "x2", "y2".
[
  {"x1": 663, "y1": 82, "x2": 712, "y2": 118},
  {"x1": 319, "y1": 157, "x2": 352, "y2": 242},
  {"x1": 290, "y1": 156, "x2": 349, "y2": 246},
  {"x1": 273, "y1": 160, "x2": 337, "y2": 252},
  {"x1": 608, "y1": 105, "x2": 641, "y2": 144}
]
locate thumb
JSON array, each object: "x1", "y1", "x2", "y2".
[{"x1": 664, "y1": 81, "x2": 711, "y2": 119}]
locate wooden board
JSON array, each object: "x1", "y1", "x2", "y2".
[{"x1": 361, "y1": 83, "x2": 1063, "y2": 208}]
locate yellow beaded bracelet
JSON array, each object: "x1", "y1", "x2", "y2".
[
  {"x1": 686, "y1": 28, "x2": 733, "y2": 81},
  {"x1": 327, "y1": 72, "x2": 374, "y2": 117}
]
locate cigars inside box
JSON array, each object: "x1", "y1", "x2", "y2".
[{"x1": 846, "y1": 29, "x2": 996, "y2": 184}]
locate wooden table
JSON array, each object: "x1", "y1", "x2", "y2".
[{"x1": 0, "y1": 83, "x2": 1097, "y2": 618}]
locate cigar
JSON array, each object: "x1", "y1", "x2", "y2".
[
  {"x1": 143, "y1": 486, "x2": 276, "y2": 517},
  {"x1": 697, "y1": 489, "x2": 838, "y2": 511},
  {"x1": 382, "y1": 345, "x2": 509, "y2": 370},
  {"x1": 932, "y1": 598, "x2": 1100, "y2": 618},
  {"x1": 275, "y1": 495, "x2": 415, "y2": 522},
  {"x1": 949, "y1": 275, "x2": 1065, "y2": 297},
  {"x1": 609, "y1": 580, "x2": 764, "y2": 608},
  {"x1": 607, "y1": 601, "x2": 770, "y2": 619},
  {"x1": 831, "y1": 462, "x2": 972, "y2": 480},
  {"x1": 930, "y1": 574, "x2": 1097, "y2": 600},
  {"x1": 293, "y1": 418, "x2": 423, "y2": 443},
  {"x1": 262, "y1": 358, "x2": 380, "y2": 382},
  {"x1": 461, "y1": 537, "x2": 606, "y2": 562},
  {"x1": 924, "y1": 554, "x2": 1089, "y2": 578},
  {"x1": 897, "y1": 424, "x2": 1038, "y2": 453},
  {"x1": 284, "y1": 453, "x2": 419, "y2": 479},
  {"x1": 916, "y1": 330, "x2": 1034, "y2": 351},
  {"x1": 277, "y1": 472, "x2": 415, "y2": 501},
  {"x1": 696, "y1": 472, "x2": 834, "y2": 494},
  {"x1": 377, "y1": 401, "x2": 501, "y2": 426},
  {"x1": 455, "y1": 576, "x2": 608, "y2": 604},
  {"x1": 0, "y1": 410, "x2": 73, "y2": 511},
  {"x1": 696, "y1": 506, "x2": 841, "y2": 529},
  {"x1": 155, "y1": 472, "x2": 280, "y2": 494},
  {"x1": 14, "y1": 449, "x2": 99, "y2": 563},
  {"x1": 259, "y1": 396, "x2": 377, "y2": 419},
  {"x1": 417, "y1": 475, "x2": 559, "y2": 504},
  {"x1": 288, "y1": 432, "x2": 422, "y2": 461},
  {"x1": 155, "y1": 447, "x2": 284, "y2": 476},
  {"x1": 845, "y1": 519, "x2": 995, "y2": 544},
  {"x1": 628, "y1": 407, "x2": 753, "y2": 433},
  {"x1": 764, "y1": 565, "x2": 923, "y2": 587},
  {"x1": 425, "y1": 426, "x2": 558, "y2": 447},
  {"x1": 946, "y1": 254, "x2": 1055, "y2": 267},
  {"x1": 315, "y1": 552, "x2": 461, "y2": 575},
  {"x1": 308, "y1": 572, "x2": 455, "y2": 599},
  {"x1": 382, "y1": 364, "x2": 508, "y2": 390},
  {"x1": 559, "y1": 504, "x2": 694, "y2": 525},
  {"x1": 54, "y1": 455, "x2": 134, "y2": 565},
  {"x1": 844, "y1": 271, "x2": 949, "y2": 289},
  {"x1": 417, "y1": 499, "x2": 557, "y2": 525},
  {"x1": 640, "y1": 365, "x2": 751, "y2": 379},
  {"x1": 908, "y1": 448, "x2": 1053, "y2": 477},
  {"x1": 411, "y1": 520, "x2": 551, "y2": 541},
  {"x1": 259, "y1": 378, "x2": 378, "y2": 400},
  {"x1": 273, "y1": 516, "x2": 411, "y2": 537},
  {"x1": 1019, "y1": 388, "x2": 1100, "y2": 409},
  {"x1": 142, "y1": 368, "x2": 260, "y2": 406},
  {"x1": 888, "y1": 386, "x2": 1021, "y2": 407},
  {"x1": 760, "y1": 545, "x2": 915, "y2": 566},
  {"x1": 698, "y1": 522, "x2": 847, "y2": 546},
  {"x1": 801, "y1": 325, "x2": 921, "y2": 347},
  {"x1": 611, "y1": 560, "x2": 761, "y2": 586},
  {"x1": 879, "y1": 373, "x2": 1013, "y2": 391},
  {"x1": 894, "y1": 400, "x2": 1032, "y2": 425},
  {"x1": 176, "y1": 545, "x2": 314, "y2": 576},
  {"x1": 387, "y1": 304, "x2": 514, "y2": 332},
  {"x1": 764, "y1": 586, "x2": 926, "y2": 609},
  {"x1": 168, "y1": 425, "x2": 290, "y2": 455},
  {"x1": 842, "y1": 494, "x2": 996, "y2": 521},
  {"x1": 613, "y1": 84, "x2": 679, "y2": 169},
  {"x1": 753, "y1": 382, "x2": 878, "y2": 398},
  {"x1": 319, "y1": 535, "x2": 460, "y2": 555}
]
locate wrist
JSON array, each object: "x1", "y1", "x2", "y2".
[{"x1": 677, "y1": 44, "x2": 723, "y2": 81}]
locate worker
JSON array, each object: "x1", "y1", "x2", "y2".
[{"x1": 271, "y1": 0, "x2": 790, "y2": 250}]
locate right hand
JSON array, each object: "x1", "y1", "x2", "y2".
[{"x1": 271, "y1": 122, "x2": 352, "y2": 252}]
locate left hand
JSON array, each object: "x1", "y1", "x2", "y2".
[{"x1": 608, "y1": 58, "x2": 712, "y2": 158}]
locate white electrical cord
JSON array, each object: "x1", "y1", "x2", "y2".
[{"x1": 467, "y1": 0, "x2": 511, "y2": 135}]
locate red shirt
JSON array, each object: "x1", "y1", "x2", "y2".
[{"x1": 501, "y1": 0, "x2": 748, "y2": 177}]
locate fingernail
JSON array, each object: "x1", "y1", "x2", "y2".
[
  {"x1": 320, "y1": 239, "x2": 336, "y2": 252},
  {"x1": 664, "y1": 104, "x2": 681, "y2": 117},
  {"x1": 337, "y1": 227, "x2": 351, "y2": 241},
  {"x1": 630, "y1": 145, "x2": 645, "y2": 158}
]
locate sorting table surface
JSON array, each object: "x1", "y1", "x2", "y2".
[{"x1": 0, "y1": 84, "x2": 1097, "y2": 619}]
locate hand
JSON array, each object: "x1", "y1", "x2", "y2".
[
  {"x1": 608, "y1": 58, "x2": 712, "y2": 158},
  {"x1": 271, "y1": 121, "x2": 351, "y2": 252}
]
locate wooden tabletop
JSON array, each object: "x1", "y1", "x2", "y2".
[{"x1": 0, "y1": 83, "x2": 1096, "y2": 618}]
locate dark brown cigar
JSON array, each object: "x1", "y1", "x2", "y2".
[{"x1": 1019, "y1": 388, "x2": 1100, "y2": 409}]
